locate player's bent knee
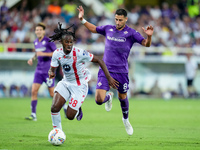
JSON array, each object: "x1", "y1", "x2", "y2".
[
  {"x1": 31, "y1": 90, "x2": 38, "y2": 97},
  {"x1": 51, "y1": 105, "x2": 60, "y2": 113},
  {"x1": 95, "y1": 95, "x2": 104, "y2": 104},
  {"x1": 66, "y1": 114, "x2": 75, "y2": 120},
  {"x1": 95, "y1": 100, "x2": 103, "y2": 105}
]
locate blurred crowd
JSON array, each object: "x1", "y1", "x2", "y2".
[{"x1": 1, "y1": 0, "x2": 200, "y2": 53}]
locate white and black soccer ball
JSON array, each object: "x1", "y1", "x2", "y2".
[{"x1": 48, "y1": 128, "x2": 66, "y2": 146}]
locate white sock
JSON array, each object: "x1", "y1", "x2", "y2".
[
  {"x1": 31, "y1": 113, "x2": 36, "y2": 118},
  {"x1": 51, "y1": 112, "x2": 62, "y2": 130},
  {"x1": 123, "y1": 117, "x2": 129, "y2": 121}
]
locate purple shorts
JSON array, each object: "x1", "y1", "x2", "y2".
[
  {"x1": 96, "y1": 69, "x2": 129, "y2": 93},
  {"x1": 33, "y1": 71, "x2": 55, "y2": 88}
]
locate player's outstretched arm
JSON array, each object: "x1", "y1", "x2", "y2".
[
  {"x1": 48, "y1": 66, "x2": 57, "y2": 79},
  {"x1": 36, "y1": 51, "x2": 54, "y2": 57},
  {"x1": 92, "y1": 55, "x2": 119, "y2": 89},
  {"x1": 141, "y1": 25, "x2": 154, "y2": 47},
  {"x1": 77, "y1": 5, "x2": 97, "y2": 33}
]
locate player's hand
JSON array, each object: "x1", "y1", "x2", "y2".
[
  {"x1": 77, "y1": 6, "x2": 84, "y2": 21},
  {"x1": 27, "y1": 58, "x2": 33, "y2": 66},
  {"x1": 142, "y1": 25, "x2": 154, "y2": 36},
  {"x1": 108, "y1": 77, "x2": 119, "y2": 89},
  {"x1": 48, "y1": 70, "x2": 55, "y2": 79}
]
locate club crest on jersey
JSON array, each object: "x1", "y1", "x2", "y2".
[
  {"x1": 63, "y1": 64, "x2": 71, "y2": 72},
  {"x1": 124, "y1": 31, "x2": 128, "y2": 34},
  {"x1": 42, "y1": 40, "x2": 46, "y2": 45},
  {"x1": 98, "y1": 82, "x2": 102, "y2": 87},
  {"x1": 109, "y1": 28, "x2": 113, "y2": 31},
  {"x1": 83, "y1": 50, "x2": 89, "y2": 56}
]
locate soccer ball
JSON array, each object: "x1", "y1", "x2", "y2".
[{"x1": 48, "y1": 128, "x2": 66, "y2": 146}]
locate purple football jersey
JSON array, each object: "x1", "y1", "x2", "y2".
[
  {"x1": 96, "y1": 25, "x2": 144, "y2": 73},
  {"x1": 34, "y1": 36, "x2": 56, "y2": 73}
]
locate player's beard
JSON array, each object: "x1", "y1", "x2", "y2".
[{"x1": 116, "y1": 24, "x2": 125, "y2": 30}]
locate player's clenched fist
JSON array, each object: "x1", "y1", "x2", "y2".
[{"x1": 48, "y1": 70, "x2": 55, "y2": 79}]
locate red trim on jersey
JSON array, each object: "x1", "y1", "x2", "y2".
[{"x1": 73, "y1": 50, "x2": 81, "y2": 86}]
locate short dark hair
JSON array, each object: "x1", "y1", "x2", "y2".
[
  {"x1": 36, "y1": 22, "x2": 46, "y2": 30},
  {"x1": 115, "y1": 9, "x2": 127, "y2": 17}
]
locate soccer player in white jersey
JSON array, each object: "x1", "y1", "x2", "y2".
[{"x1": 48, "y1": 22, "x2": 119, "y2": 130}]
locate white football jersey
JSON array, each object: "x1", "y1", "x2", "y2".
[{"x1": 51, "y1": 46, "x2": 94, "y2": 86}]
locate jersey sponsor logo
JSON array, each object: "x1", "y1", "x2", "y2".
[
  {"x1": 35, "y1": 47, "x2": 46, "y2": 51},
  {"x1": 63, "y1": 64, "x2": 71, "y2": 72},
  {"x1": 107, "y1": 36, "x2": 126, "y2": 42}
]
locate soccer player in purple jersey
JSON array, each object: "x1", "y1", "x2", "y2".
[
  {"x1": 78, "y1": 6, "x2": 154, "y2": 135},
  {"x1": 25, "y1": 23, "x2": 57, "y2": 121}
]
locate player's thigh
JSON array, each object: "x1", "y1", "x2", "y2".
[
  {"x1": 54, "y1": 81, "x2": 70, "y2": 102},
  {"x1": 51, "y1": 92, "x2": 66, "y2": 112},
  {"x1": 68, "y1": 83, "x2": 88, "y2": 111},
  {"x1": 52, "y1": 81, "x2": 70, "y2": 112},
  {"x1": 95, "y1": 89, "x2": 107, "y2": 102}
]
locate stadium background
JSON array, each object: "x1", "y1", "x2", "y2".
[{"x1": 0, "y1": 0, "x2": 200, "y2": 99}]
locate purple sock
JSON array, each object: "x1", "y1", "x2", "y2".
[
  {"x1": 95, "y1": 95, "x2": 110, "y2": 105},
  {"x1": 119, "y1": 97, "x2": 129, "y2": 119},
  {"x1": 31, "y1": 100, "x2": 37, "y2": 113}
]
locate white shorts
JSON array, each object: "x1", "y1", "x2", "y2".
[{"x1": 54, "y1": 80, "x2": 88, "y2": 111}]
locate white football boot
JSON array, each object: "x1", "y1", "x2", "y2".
[
  {"x1": 105, "y1": 92, "x2": 114, "y2": 112},
  {"x1": 122, "y1": 118, "x2": 133, "y2": 135}
]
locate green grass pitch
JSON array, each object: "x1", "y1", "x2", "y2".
[{"x1": 0, "y1": 97, "x2": 200, "y2": 150}]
